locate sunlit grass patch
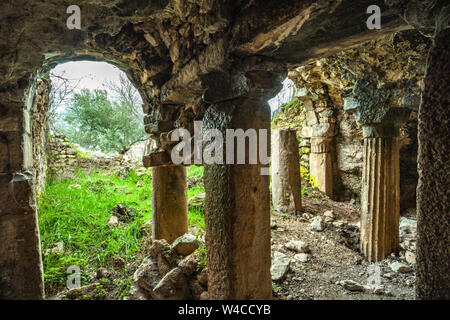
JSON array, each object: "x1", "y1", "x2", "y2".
[{"x1": 38, "y1": 166, "x2": 205, "y2": 295}]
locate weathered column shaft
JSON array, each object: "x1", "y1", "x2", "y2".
[
  {"x1": 203, "y1": 98, "x2": 272, "y2": 299},
  {"x1": 309, "y1": 137, "x2": 333, "y2": 197},
  {"x1": 416, "y1": 27, "x2": 450, "y2": 299},
  {"x1": 0, "y1": 89, "x2": 44, "y2": 299},
  {"x1": 271, "y1": 129, "x2": 302, "y2": 214},
  {"x1": 152, "y1": 166, "x2": 188, "y2": 243},
  {"x1": 360, "y1": 126, "x2": 400, "y2": 262}
]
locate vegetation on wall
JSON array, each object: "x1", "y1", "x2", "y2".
[{"x1": 271, "y1": 97, "x2": 303, "y2": 128}]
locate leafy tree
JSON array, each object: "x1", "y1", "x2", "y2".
[{"x1": 59, "y1": 89, "x2": 146, "y2": 154}]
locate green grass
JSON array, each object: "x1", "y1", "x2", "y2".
[
  {"x1": 186, "y1": 165, "x2": 205, "y2": 230},
  {"x1": 38, "y1": 165, "x2": 205, "y2": 295}
]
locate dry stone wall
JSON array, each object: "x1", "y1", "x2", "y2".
[{"x1": 47, "y1": 135, "x2": 138, "y2": 178}]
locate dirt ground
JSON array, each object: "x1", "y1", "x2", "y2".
[{"x1": 270, "y1": 189, "x2": 416, "y2": 300}]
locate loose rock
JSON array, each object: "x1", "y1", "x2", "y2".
[
  {"x1": 107, "y1": 215, "x2": 119, "y2": 228},
  {"x1": 405, "y1": 251, "x2": 416, "y2": 264},
  {"x1": 293, "y1": 253, "x2": 309, "y2": 262},
  {"x1": 171, "y1": 233, "x2": 201, "y2": 256},
  {"x1": 153, "y1": 267, "x2": 191, "y2": 300},
  {"x1": 310, "y1": 216, "x2": 325, "y2": 231},
  {"x1": 390, "y1": 262, "x2": 413, "y2": 273},
  {"x1": 336, "y1": 280, "x2": 364, "y2": 292},
  {"x1": 284, "y1": 240, "x2": 310, "y2": 253},
  {"x1": 178, "y1": 251, "x2": 202, "y2": 275},
  {"x1": 271, "y1": 251, "x2": 291, "y2": 281}
]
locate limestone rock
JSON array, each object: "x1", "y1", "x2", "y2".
[
  {"x1": 133, "y1": 257, "x2": 163, "y2": 294},
  {"x1": 65, "y1": 282, "x2": 100, "y2": 300},
  {"x1": 390, "y1": 262, "x2": 413, "y2": 273},
  {"x1": 400, "y1": 218, "x2": 417, "y2": 235},
  {"x1": 178, "y1": 251, "x2": 202, "y2": 275},
  {"x1": 126, "y1": 285, "x2": 152, "y2": 300},
  {"x1": 107, "y1": 215, "x2": 119, "y2": 228},
  {"x1": 310, "y1": 216, "x2": 325, "y2": 231},
  {"x1": 140, "y1": 220, "x2": 152, "y2": 235},
  {"x1": 332, "y1": 221, "x2": 344, "y2": 228},
  {"x1": 271, "y1": 251, "x2": 291, "y2": 281},
  {"x1": 405, "y1": 251, "x2": 416, "y2": 264},
  {"x1": 293, "y1": 253, "x2": 309, "y2": 262},
  {"x1": 171, "y1": 233, "x2": 201, "y2": 256},
  {"x1": 283, "y1": 240, "x2": 310, "y2": 253},
  {"x1": 197, "y1": 267, "x2": 208, "y2": 287},
  {"x1": 149, "y1": 239, "x2": 178, "y2": 267},
  {"x1": 44, "y1": 241, "x2": 64, "y2": 256},
  {"x1": 323, "y1": 210, "x2": 335, "y2": 223},
  {"x1": 153, "y1": 267, "x2": 191, "y2": 300},
  {"x1": 336, "y1": 280, "x2": 364, "y2": 292}
]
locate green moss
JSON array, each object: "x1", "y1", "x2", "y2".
[
  {"x1": 76, "y1": 149, "x2": 92, "y2": 158},
  {"x1": 271, "y1": 97, "x2": 304, "y2": 128}
]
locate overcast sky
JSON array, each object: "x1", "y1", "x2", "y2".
[
  {"x1": 51, "y1": 61, "x2": 124, "y2": 94},
  {"x1": 51, "y1": 61, "x2": 294, "y2": 114}
]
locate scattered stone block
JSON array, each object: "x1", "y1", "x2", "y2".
[
  {"x1": 171, "y1": 233, "x2": 201, "y2": 256},
  {"x1": 336, "y1": 280, "x2": 364, "y2": 292},
  {"x1": 310, "y1": 216, "x2": 324, "y2": 231},
  {"x1": 284, "y1": 240, "x2": 310, "y2": 253},
  {"x1": 271, "y1": 251, "x2": 291, "y2": 281},
  {"x1": 405, "y1": 251, "x2": 416, "y2": 264},
  {"x1": 178, "y1": 251, "x2": 202, "y2": 275},
  {"x1": 133, "y1": 257, "x2": 163, "y2": 294},
  {"x1": 293, "y1": 253, "x2": 309, "y2": 262},
  {"x1": 323, "y1": 210, "x2": 335, "y2": 222},
  {"x1": 153, "y1": 267, "x2": 191, "y2": 300},
  {"x1": 390, "y1": 261, "x2": 413, "y2": 273},
  {"x1": 107, "y1": 215, "x2": 119, "y2": 228}
]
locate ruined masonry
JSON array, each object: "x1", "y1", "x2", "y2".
[{"x1": 0, "y1": 0, "x2": 448, "y2": 300}]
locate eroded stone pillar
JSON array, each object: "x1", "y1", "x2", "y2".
[
  {"x1": 0, "y1": 88, "x2": 44, "y2": 299},
  {"x1": 415, "y1": 27, "x2": 450, "y2": 299},
  {"x1": 152, "y1": 166, "x2": 188, "y2": 243},
  {"x1": 203, "y1": 98, "x2": 272, "y2": 300},
  {"x1": 271, "y1": 129, "x2": 302, "y2": 214},
  {"x1": 360, "y1": 123, "x2": 404, "y2": 262},
  {"x1": 309, "y1": 137, "x2": 333, "y2": 197}
]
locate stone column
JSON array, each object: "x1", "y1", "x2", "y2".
[
  {"x1": 360, "y1": 124, "x2": 402, "y2": 262},
  {"x1": 415, "y1": 27, "x2": 449, "y2": 299},
  {"x1": 203, "y1": 98, "x2": 272, "y2": 300},
  {"x1": 0, "y1": 87, "x2": 45, "y2": 299},
  {"x1": 309, "y1": 136, "x2": 333, "y2": 197},
  {"x1": 151, "y1": 165, "x2": 188, "y2": 243},
  {"x1": 271, "y1": 129, "x2": 302, "y2": 214}
]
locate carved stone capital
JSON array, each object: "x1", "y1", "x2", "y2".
[
  {"x1": 310, "y1": 137, "x2": 332, "y2": 153},
  {"x1": 202, "y1": 56, "x2": 287, "y2": 103}
]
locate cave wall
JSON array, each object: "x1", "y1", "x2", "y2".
[{"x1": 273, "y1": 30, "x2": 430, "y2": 210}]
